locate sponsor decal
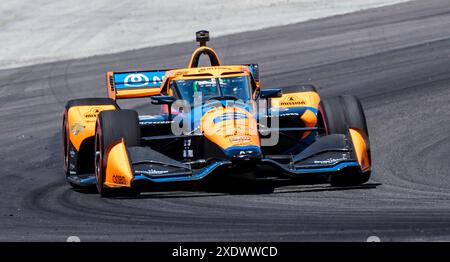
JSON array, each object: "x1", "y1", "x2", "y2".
[
  {"x1": 114, "y1": 71, "x2": 166, "y2": 89},
  {"x1": 139, "y1": 120, "x2": 173, "y2": 125},
  {"x1": 198, "y1": 67, "x2": 237, "y2": 72},
  {"x1": 313, "y1": 156, "x2": 347, "y2": 165},
  {"x1": 124, "y1": 73, "x2": 150, "y2": 87},
  {"x1": 213, "y1": 112, "x2": 247, "y2": 124},
  {"x1": 135, "y1": 169, "x2": 169, "y2": 176},
  {"x1": 70, "y1": 123, "x2": 85, "y2": 135},
  {"x1": 84, "y1": 107, "x2": 101, "y2": 119},
  {"x1": 229, "y1": 136, "x2": 251, "y2": 144},
  {"x1": 112, "y1": 175, "x2": 127, "y2": 185},
  {"x1": 139, "y1": 115, "x2": 160, "y2": 120},
  {"x1": 239, "y1": 150, "x2": 254, "y2": 155},
  {"x1": 280, "y1": 95, "x2": 306, "y2": 106},
  {"x1": 279, "y1": 113, "x2": 300, "y2": 117},
  {"x1": 183, "y1": 149, "x2": 194, "y2": 158}
]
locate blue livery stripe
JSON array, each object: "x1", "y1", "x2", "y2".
[
  {"x1": 114, "y1": 71, "x2": 166, "y2": 89},
  {"x1": 292, "y1": 162, "x2": 360, "y2": 173}
]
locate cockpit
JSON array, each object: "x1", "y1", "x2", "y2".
[{"x1": 170, "y1": 75, "x2": 253, "y2": 105}]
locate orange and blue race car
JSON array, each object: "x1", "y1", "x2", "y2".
[{"x1": 62, "y1": 31, "x2": 371, "y2": 197}]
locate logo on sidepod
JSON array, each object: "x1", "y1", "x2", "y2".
[
  {"x1": 70, "y1": 123, "x2": 85, "y2": 135},
  {"x1": 124, "y1": 73, "x2": 150, "y2": 87},
  {"x1": 84, "y1": 107, "x2": 101, "y2": 119},
  {"x1": 280, "y1": 95, "x2": 306, "y2": 106}
]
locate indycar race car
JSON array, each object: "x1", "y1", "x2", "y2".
[{"x1": 62, "y1": 31, "x2": 371, "y2": 197}]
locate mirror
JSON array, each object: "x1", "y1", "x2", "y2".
[
  {"x1": 260, "y1": 88, "x2": 283, "y2": 99},
  {"x1": 151, "y1": 95, "x2": 176, "y2": 105}
]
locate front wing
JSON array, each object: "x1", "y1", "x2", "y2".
[{"x1": 70, "y1": 128, "x2": 370, "y2": 188}]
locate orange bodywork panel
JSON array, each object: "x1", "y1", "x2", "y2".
[
  {"x1": 67, "y1": 105, "x2": 116, "y2": 151},
  {"x1": 271, "y1": 91, "x2": 320, "y2": 139},
  {"x1": 349, "y1": 128, "x2": 371, "y2": 172},
  {"x1": 300, "y1": 109, "x2": 317, "y2": 139},
  {"x1": 201, "y1": 106, "x2": 260, "y2": 150},
  {"x1": 104, "y1": 140, "x2": 133, "y2": 188},
  {"x1": 271, "y1": 91, "x2": 320, "y2": 109}
]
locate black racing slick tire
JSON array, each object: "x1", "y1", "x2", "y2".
[
  {"x1": 341, "y1": 95, "x2": 369, "y2": 137},
  {"x1": 63, "y1": 98, "x2": 118, "y2": 188},
  {"x1": 319, "y1": 95, "x2": 371, "y2": 186},
  {"x1": 319, "y1": 95, "x2": 368, "y2": 137},
  {"x1": 319, "y1": 96, "x2": 347, "y2": 135},
  {"x1": 94, "y1": 109, "x2": 140, "y2": 197}
]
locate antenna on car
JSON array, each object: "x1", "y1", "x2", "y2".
[{"x1": 196, "y1": 30, "x2": 209, "y2": 47}]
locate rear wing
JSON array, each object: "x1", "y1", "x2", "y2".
[
  {"x1": 106, "y1": 64, "x2": 259, "y2": 100},
  {"x1": 106, "y1": 70, "x2": 169, "y2": 100}
]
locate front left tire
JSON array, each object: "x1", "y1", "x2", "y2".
[
  {"x1": 63, "y1": 98, "x2": 118, "y2": 187},
  {"x1": 94, "y1": 109, "x2": 141, "y2": 197}
]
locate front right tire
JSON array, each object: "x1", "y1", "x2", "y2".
[{"x1": 319, "y1": 95, "x2": 371, "y2": 186}]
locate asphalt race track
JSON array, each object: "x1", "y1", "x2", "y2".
[{"x1": 1, "y1": 0, "x2": 450, "y2": 241}]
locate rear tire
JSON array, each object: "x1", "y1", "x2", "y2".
[
  {"x1": 95, "y1": 109, "x2": 140, "y2": 197},
  {"x1": 320, "y1": 95, "x2": 371, "y2": 186},
  {"x1": 340, "y1": 95, "x2": 369, "y2": 136},
  {"x1": 319, "y1": 96, "x2": 347, "y2": 135}
]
